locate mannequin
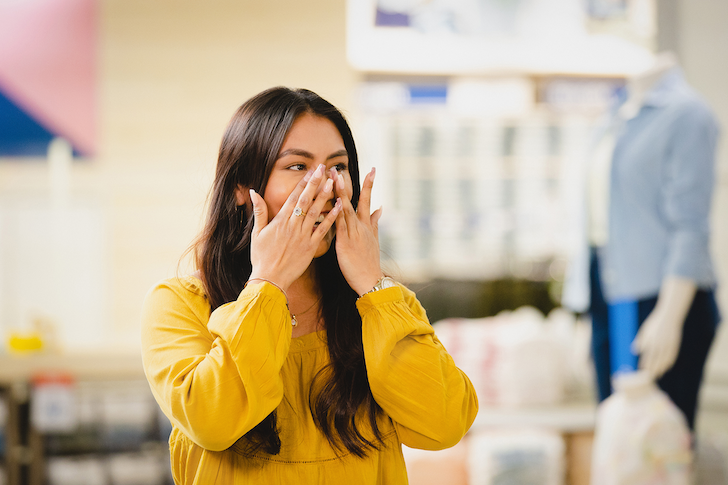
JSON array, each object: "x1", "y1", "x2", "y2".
[
  {"x1": 582, "y1": 51, "x2": 720, "y2": 430},
  {"x1": 618, "y1": 52, "x2": 679, "y2": 119},
  {"x1": 618, "y1": 52, "x2": 696, "y2": 379}
]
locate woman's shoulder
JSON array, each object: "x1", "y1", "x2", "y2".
[
  {"x1": 179, "y1": 272, "x2": 206, "y2": 295},
  {"x1": 141, "y1": 274, "x2": 211, "y2": 329},
  {"x1": 146, "y1": 273, "x2": 208, "y2": 304}
]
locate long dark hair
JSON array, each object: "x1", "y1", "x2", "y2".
[{"x1": 193, "y1": 87, "x2": 383, "y2": 457}]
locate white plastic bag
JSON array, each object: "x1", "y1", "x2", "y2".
[
  {"x1": 591, "y1": 371, "x2": 692, "y2": 485},
  {"x1": 433, "y1": 307, "x2": 568, "y2": 406}
]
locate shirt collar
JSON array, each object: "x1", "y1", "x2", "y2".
[
  {"x1": 640, "y1": 66, "x2": 687, "y2": 108},
  {"x1": 610, "y1": 65, "x2": 687, "y2": 122}
]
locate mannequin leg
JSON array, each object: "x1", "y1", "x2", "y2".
[
  {"x1": 636, "y1": 291, "x2": 718, "y2": 430},
  {"x1": 589, "y1": 248, "x2": 612, "y2": 401}
]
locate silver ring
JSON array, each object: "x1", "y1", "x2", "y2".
[{"x1": 293, "y1": 207, "x2": 306, "y2": 217}]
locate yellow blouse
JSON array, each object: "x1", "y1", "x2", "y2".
[{"x1": 141, "y1": 276, "x2": 478, "y2": 484}]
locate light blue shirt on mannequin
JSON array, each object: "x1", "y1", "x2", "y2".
[{"x1": 563, "y1": 66, "x2": 720, "y2": 310}]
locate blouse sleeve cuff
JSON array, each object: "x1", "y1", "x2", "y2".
[
  {"x1": 355, "y1": 285, "x2": 405, "y2": 315},
  {"x1": 207, "y1": 280, "x2": 292, "y2": 343},
  {"x1": 240, "y1": 280, "x2": 289, "y2": 307}
]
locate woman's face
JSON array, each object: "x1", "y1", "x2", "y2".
[{"x1": 262, "y1": 113, "x2": 353, "y2": 258}]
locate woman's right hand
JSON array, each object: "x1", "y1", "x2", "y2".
[{"x1": 248, "y1": 164, "x2": 342, "y2": 291}]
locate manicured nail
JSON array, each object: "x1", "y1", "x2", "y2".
[
  {"x1": 323, "y1": 178, "x2": 333, "y2": 193},
  {"x1": 304, "y1": 170, "x2": 313, "y2": 182},
  {"x1": 337, "y1": 173, "x2": 345, "y2": 190},
  {"x1": 316, "y1": 164, "x2": 325, "y2": 176}
]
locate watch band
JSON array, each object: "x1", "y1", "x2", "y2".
[{"x1": 360, "y1": 276, "x2": 396, "y2": 298}]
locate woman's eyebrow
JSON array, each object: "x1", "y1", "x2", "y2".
[
  {"x1": 328, "y1": 149, "x2": 348, "y2": 160},
  {"x1": 277, "y1": 148, "x2": 348, "y2": 160}
]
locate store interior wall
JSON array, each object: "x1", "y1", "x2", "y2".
[{"x1": 672, "y1": 0, "x2": 728, "y2": 436}]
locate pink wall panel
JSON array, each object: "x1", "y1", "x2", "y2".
[{"x1": 0, "y1": 0, "x2": 97, "y2": 156}]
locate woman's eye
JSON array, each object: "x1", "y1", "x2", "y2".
[
  {"x1": 335, "y1": 163, "x2": 348, "y2": 172},
  {"x1": 288, "y1": 163, "x2": 307, "y2": 171}
]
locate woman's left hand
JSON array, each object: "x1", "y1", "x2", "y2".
[{"x1": 333, "y1": 167, "x2": 384, "y2": 296}]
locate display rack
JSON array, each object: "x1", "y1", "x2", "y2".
[{"x1": 0, "y1": 351, "x2": 171, "y2": 485}]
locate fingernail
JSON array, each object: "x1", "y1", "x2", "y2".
[
  {"x1": 324, "y1": 178, "x2": 333, "y2": 193},
  {"x1": 337, "y1": 173, "x2": 344, "y2": 190},
  {"x1": 336, "y1": 198, "x2": 342, "y2": 208},
  {"x1": 249, "y1": 189, "x2": 256, "y2": 201},
  {"x1": 304, "y1": 170, "x2": 313, "y2": 182},
  {"x1": 316, "y1": 164, "x2": 325, "y2": 176}
]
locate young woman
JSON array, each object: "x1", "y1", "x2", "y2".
[{"x1": 141, "y1": 87, "x2": 478, "y2": 483}]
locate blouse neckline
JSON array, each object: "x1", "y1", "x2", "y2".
[{"x1": 289, "y1": 330, "x2": 327, "y2": 353}]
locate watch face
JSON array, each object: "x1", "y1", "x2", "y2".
[{"x1": 381, "y1": 277, "x2": 396, "y2": 289}]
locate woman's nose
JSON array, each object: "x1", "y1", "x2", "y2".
[
  {"x1": 319, "y1": 167, "x2": 335, "y2": 188},
  {"x1": 316, "y1": 168, "x2": 336, "y2": 200}
]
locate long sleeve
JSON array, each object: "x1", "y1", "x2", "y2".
[
  {"x1": 140, "y1": 278, "x2": 292, "y2": 451},
  {"x1": 356, "y1": 285, "x2": 479, "y2": 450},
  {"x1": 661, "y1": 101, "x2": 719, "y2": 281}
]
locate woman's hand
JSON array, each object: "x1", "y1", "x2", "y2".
[
  {"x1": 248, "y1": 165, "x2": 342, "y2": 291},
  {"x1": 333, "y1": 167, "x2": 384, "y2": 295}
]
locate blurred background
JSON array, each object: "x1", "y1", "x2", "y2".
[{"x1": 0, "y1": 0, "x2": 727, "y2": 483}]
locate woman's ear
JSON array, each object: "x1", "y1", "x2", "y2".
[{"x1": 234, "y1": 184, "x2": 251, "y2": 206}]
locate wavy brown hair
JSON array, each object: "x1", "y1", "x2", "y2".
[{"x1": 193, "y1": 87, "x2": 383, "y2": 457}]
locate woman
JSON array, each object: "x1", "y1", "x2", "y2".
[{"x1": 141, "y1": 87, "x2": 478, "y2": 483}]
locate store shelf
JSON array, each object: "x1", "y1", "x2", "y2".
[
  {"x1": 473, "y1": 402, "x2": 597, "y2": 432},
  {"x1": 0, "y1": 352, "x2": 144, "y2": 384}
]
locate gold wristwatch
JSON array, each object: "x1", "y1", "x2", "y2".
[{"x1": 361, "y1": 276, "x2": 396, "y2": 297}]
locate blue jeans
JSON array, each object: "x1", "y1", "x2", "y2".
[{"x1": 589, "y1": 249, "x2": 719, "y2": 430}]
